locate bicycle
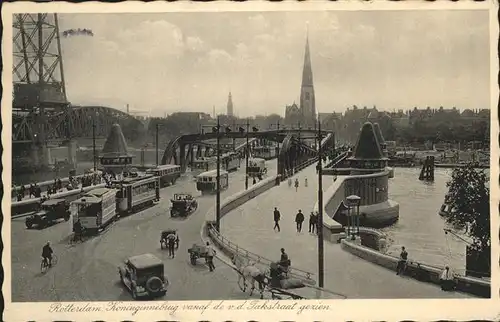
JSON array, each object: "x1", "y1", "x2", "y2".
[{"x1": 40, "y1": 254, "x2": 58, "y2": 273}]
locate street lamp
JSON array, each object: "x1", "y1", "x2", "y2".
[
  {"x1": 92, "y1": 119, "x2": 97, "y2": 172},
  {"x1": 155, "y1": 123, "x2": 160, "y2": 166},
  {"x1": 317, "y1": 118, "x2": 325, "y2": 288},
  {"x1": 245, "y1": 119, "x2": 250, "y2": 190},
  {"x1": 212, "y1": 118, "x2": 222, "y2": 232},
  {"x1": 276, "y1": 120, "x2": 280, "y2": 180},
  {"x1": 346, "y1": 195, "x2": 361, "y2": 240}
]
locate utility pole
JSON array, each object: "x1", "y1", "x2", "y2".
[
  {"x1": 92, "y1": 119, "x2": 97, "y2": 172},
  {"x1": 245, "y1": 119, "x2": 250, "y2": 190},
  {"x1": 216, "y1": 116, "x2": 221, "y2": 232},
  {"x1": 317, "y1": 118, "x2": 325, "y2": 288},
  {"x1": 276, "y1": 120, "x2": 280, "y2": 177},
  {"x1": 155, "y1": 123, "x2": 159, "y2": 166}
]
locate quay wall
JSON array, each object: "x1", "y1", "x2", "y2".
[
  {"x1": 11, "y1": 173, "x2": 93, "y2": 195},
  {"x1": 341, "y1": 237, "x2": 490, "y2": 298},
  {"x1": 11, "y1": 183, "x2": 106, "y2": 217},
  {"x1": 313, "y1": 170, "x2": 399, "y2": 242}
]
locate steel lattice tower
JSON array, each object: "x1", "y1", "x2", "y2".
[{"x1": 12, "y1": 13, "x2": 68, "y2": 146}]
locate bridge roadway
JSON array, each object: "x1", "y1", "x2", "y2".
[
  {"x1": 221, "y1": 164, "x2": 472, "y2": 299},
  {"x1": 11, "y1": 162, "x2": 277, "y2": 302}
]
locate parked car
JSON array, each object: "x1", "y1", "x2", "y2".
[
  {"x1": 118, "y1": 253, "x2": 168, "y2": 300},
  {"x1": 25, "y1": 198, "x2": 70, "y2": 229}
]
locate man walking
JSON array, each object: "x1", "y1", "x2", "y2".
[
  {"x1": 295, "y1": 210, "x2": 304, "y2": 232},
  {"x1": 273, "y1": 207, "x2": 281, "y2": 232},
  {"x1": 309, "y1": 211, "x2": 317, "y2": 233},
  {"x1": 167, "y1": 233, "x2": 177, "y2": 258},
  {"x1": 206, "y1": 242, "x2": 216, "y2": 272}
]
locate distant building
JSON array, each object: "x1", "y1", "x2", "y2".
[{"x1": 226, "y1": 92, "x2": 234, "y2": 117}]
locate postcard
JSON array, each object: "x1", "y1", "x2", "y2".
[{"x1": 2, "y1": 1, "x2": 498, "y2": 320}]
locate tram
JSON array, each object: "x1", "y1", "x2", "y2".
[
  {"x1": 252, "y1": 145, "x2": 278, "y2": 160},
  {"x1": 222, "y1": 152, "x2": 240, "y2": 172},
  {"x1": 191, "y1": 157, "x2": 217, "y2": 173},
  {"x1": 247, "y1": 158, "x2": 267, "y2": 179},
  {"x1": 146, "y1": 164, "x2": 181, "y2": 187},
  {"x1": 196, "y1": 169, "x2": 229, "y2": 194},
  {"x1": 110, "y1": 174, "x2": 160, "y2": 215},
  {"x1": 70, "y1": 187, "x2": 117, "y2": 233}
]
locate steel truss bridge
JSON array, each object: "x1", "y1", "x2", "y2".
[{"x1": 162, "y1": 129, "x2": 335, "y2": 178}]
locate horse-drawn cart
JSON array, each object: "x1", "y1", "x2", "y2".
[
  {"x1": 187, "y1": 243, "x2": 209, "y2": 265},
  {"x1": 230, "y1": 254, "x2": 346, "y2": 300}
]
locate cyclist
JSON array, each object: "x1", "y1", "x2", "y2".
[{"x1": 42, "y1": 241, "x2": 54, "y2": 267}]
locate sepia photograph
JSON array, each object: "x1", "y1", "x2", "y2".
[{"x1": 3, "y1": 1, "x2": 497, "y2": 319}]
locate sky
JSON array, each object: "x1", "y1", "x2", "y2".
[{"x1": 53, "y1": 10, "x2": 490, "y2": 117}]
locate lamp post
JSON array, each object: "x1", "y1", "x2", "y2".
[
  {"x1": 155, "y1": 123, "x2": 159, "y2": 166},
  {"x1": 317, "y1": 118, "x2": 325, "y2": 288},
  {"x1": 92, "y1": 119, "x2": 97, "y2": 172},
  {"x1": 276, "y1": 120, "x2": 280, "y2": 179},
  {"x1": 213, "y1": 117, "x2": 221, "y2": 232},
  {"x1": 346, "y1": 195, "x2": 361, "y2": 240},
  {"x1": 245, "y1": 119, "x2": 250, "y2": 190}
]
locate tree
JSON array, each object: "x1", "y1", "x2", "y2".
[{"x1": 445, "y1": 163, "x2": 490, "y2": 252}]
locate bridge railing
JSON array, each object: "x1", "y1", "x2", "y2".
[
  {"x1": 207, "y1": 223, "x2": 316, "y2": 285},
  {"x1": 325, "y1": 151, "x2": 349, "y2": 168}
]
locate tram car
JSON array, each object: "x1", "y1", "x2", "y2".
[
  {"x1": 196, "y1": 169, "x2": 229, "y2": 194},
  {"x1": 222, "y1": 152, "x2": 240, "y2": 172},
  {"x1": 252, "y1": 145, "x2": 278, "y2": 160},
  {"x1": 70, "y1": 187, "x2": 117, "y2": 234},
  {"x1": 247, "y1": 158, "x2": 267, "y2": 179},
  {"x1": 110, "y1": 174, "x2": 160, "y2": 215},
  {"x1": 146, "y1": 164, "x2": 181, "y2": 187},
  {"x1": 191, "y1": 157, "x2": 217, "y2": 173}
]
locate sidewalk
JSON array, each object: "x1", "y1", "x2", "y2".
[{"x1": 221, "y1": 164, "x2": 471, "y2": 298}]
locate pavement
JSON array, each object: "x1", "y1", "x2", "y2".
[
  {"x1": 221, "y1": 164, "x2": 473, "y2": 299},
  {"x1": 10, "y1": 162, "x2": 276, "y2": 302}
]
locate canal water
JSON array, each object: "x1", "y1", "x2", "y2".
[{"x1": 383, "y1": 167, "x2": 489, "y2": 274}]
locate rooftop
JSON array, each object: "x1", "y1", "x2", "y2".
[
  {"x1": 128, "y1": 253, "x2": 163, "y2": 269},
  {"x1": 101, "y1": 124, "x2": 133, "y2": 158},
  {"x1": 351, "y1": 122, "x2": 386, "y2": 160}
]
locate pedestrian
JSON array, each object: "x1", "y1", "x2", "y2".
[
  {"x1": 315, "y1": 211, "x2": 321, "y2": 233},
  {"x1": 273, "y1": 207, "x2": 281, "y2": 232},
  {"x1": 304, "y1": 178, "x2": 308, "y2": 187},
  {"x1": 309, "y1": 211, "x2": 316, "y2": 233},
  {"x1": 288, "y1": 177, "x2": 292, "y2": 187},
  {"x1": 205, "y1": 242, "x2": 216, "y2": 271},
  {"x1": 294, "y1": 178, "x2": 299, "y2": 192},
  {"x1": 295, "y1": 210, "x2": 304, "y2": 232},
  {"x1": 440, "y1": 266, "x2": 455, "y2": 291},
  {"x1": 396, "y1": 246, "x2": 408, "y2": 275},
  {"x1": 167, "y1": 234, "x2": 177, "y2": 258},
  {"x1": 252, "y1": 177, "x2": 257, "y2": 185}
]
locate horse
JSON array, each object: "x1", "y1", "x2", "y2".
[{"x1": 231, "y1": 255, "x2": 267, "y2": 299}]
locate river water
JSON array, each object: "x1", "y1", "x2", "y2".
[{"x1": 383, "y1": 167, "x2": 489, "y2": 274}]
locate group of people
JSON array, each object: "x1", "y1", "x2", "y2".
[
  {"x1": 273, "y1": 208, "x2": 321, "y2": 234},
  {"x1": 396, "y1": 246, "x2": 456, "y2": 292}
]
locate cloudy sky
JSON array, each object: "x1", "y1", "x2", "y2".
[{"x1": 56, "y1": 10, "x2": 490, "y2": 117}]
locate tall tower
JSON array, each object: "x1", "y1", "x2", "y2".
[
  {"x1": 299, "y1": 30, "x2": 315, "y2": 128},
  {"x1": 226, "y1": 92, "x2": 234, "y2": 117},
  {"x1": 12, "y1": 14, "x2": 69, "y2": 168}
]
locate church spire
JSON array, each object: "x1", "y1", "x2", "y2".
[
  {"x1": 299, "y1": 27, "x2": 315, "y2": 127},
  {"x1": 301, "y1": 27, "x2": 313, "y2": 87}
]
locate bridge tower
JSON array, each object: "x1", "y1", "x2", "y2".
[{"x1": 12, "y1": 14, "x2": 75, "y2": 171}]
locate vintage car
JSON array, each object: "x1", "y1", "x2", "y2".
[
  {"x1": 170, "y1": 193, "x2": 198, "y2": 217},
  {"x1": 118, "y1": 253, "x2": 168, "y2": 300},
  {"x1": 25, "y1": 198, "x2": 70, "y2": 229}
]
